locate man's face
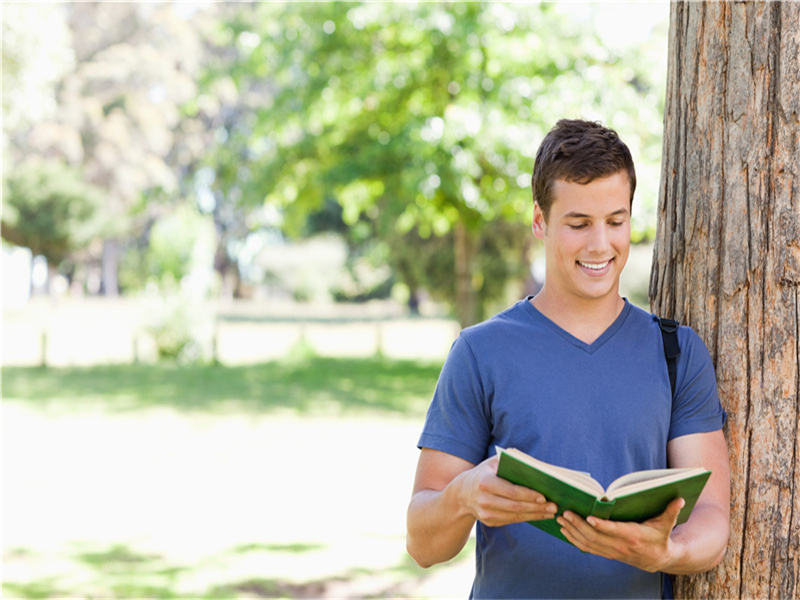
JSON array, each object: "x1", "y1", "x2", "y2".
[{"x1": 532, "y1": 171, "x2": 631, "y2": 305}]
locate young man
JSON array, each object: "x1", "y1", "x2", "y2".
[{"x1": 406, "y1": 119, "x2": 730, "y2": 599}]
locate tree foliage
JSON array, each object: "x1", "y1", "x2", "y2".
[
  {"x1": 0, "y1": 3, "x2": 73, "y2": 164},
  {"x1": 3, "y1": 3, "x2": 216, "y2": 295},
  {"x1": 210, "y1": 2, "x2": 667, "y2": 325},
  {"x1": 3, "y1": 3, "x2": 667, "y2": 315},
  {"x1": 1, "y1": 161, "x2": 104, "y2": 267}
]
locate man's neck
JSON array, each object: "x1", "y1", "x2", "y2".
[{"x1": 530, "y1": 290, "x2": 626, "y2": 345}]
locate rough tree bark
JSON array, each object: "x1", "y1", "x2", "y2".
[{"x1": 650, "y1": 2, "x2": 800, "y2": 597}]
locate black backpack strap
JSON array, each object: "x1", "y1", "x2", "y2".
[{"x1": 657, "y1": 317, "x2": 681, "y2": 397}]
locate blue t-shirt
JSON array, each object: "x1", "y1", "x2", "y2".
[{"x1": 418, "y1": 298, "x2": 726, "y2": 599}]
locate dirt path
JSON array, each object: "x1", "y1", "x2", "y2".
[{"x1": 2, "y1": 403, "x2": 473, "y2": 598}]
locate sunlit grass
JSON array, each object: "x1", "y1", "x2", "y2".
[
  {"x1": 3, "y1": 538, "x2": 475, "y2": 599},
  {"x1": 2, "y1": 355, "x2": 476, "y2": 599},
  {"x1": 1, "y1": 355, "x2": 442, "y2": 418}
]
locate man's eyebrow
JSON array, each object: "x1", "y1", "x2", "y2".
[{"x1": 562, "y1": 208, "x2": 630, "y2": 219}]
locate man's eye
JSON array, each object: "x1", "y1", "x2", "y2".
[
  {"x1": 568, "y1": 223, "x2": 587, "y2": 230},
  {"x1": 609, "y1": 221, "x2": 624, "y2": 227}
]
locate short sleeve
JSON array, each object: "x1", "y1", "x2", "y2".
[
  {"x1": 417, "y1": 333, "x2": 492, "y2": 465},
  {"x1": 668, "y1": 327, "x2": 727, "y2": 440}
]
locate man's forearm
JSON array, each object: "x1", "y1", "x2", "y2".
[
  {"x1": 407, "y1": 450, "x2": 559, "y2": 567},
  {"x1": 663, "y1": 502, "x2": 730, "y2": 574},
  {"x1": 406, "y1": 486, "x2": 476, "y2": 568},
  {"x1": 662, "y1": 430, "x2": 731, "y2": 574}
]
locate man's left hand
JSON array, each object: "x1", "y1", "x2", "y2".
[{"x1": 556, "y1": 497, "x2": 685, "y2": 572}]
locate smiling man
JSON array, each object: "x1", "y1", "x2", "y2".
[{"x1": 406, "y1": 119, "x2": 730, "y2": 599}]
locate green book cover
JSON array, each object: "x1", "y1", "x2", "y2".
[{"x1": 496, "y1": 447, "x2": 711, "y2": 546}]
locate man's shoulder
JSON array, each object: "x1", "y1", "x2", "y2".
[
  {"x1": 451, "y1": 300, "x2": 538, "y2": 359},
  {"x1": 629, "y1": 305, "x2": 714, "y2": 366},
  {"x1": 461, "y1": 299, "x2": 533, "y2": 337},
  {"x1": 638, "y1": 306, "x2": 710, "y2": 349},
  {"x1": 625, "y1": 301, "x2": 686, "y2": 338},
  {"x1": 624, "y1": 300, "x2": 659, "y2": 326}
]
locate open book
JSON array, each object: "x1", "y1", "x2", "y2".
[{"x1": 496, "y1": 447, "x2": 711, "y2": 545}]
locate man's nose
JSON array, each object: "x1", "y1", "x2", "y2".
[{"x1": 586, "y1": 224, "x2": 611, "y2": 253}]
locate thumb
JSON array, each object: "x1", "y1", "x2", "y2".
[
  {"x1": 664, "y1": 497, "x2": 686, "y2": 525},
  {"x1": 486, "y1": 454, "x2": 500, "y2": 472},
  {"x1": 646, "y1": 497, "x2": 685, "y2": 531}
]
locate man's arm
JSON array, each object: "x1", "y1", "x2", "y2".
[
  {"x1": 557, "y1": 430, "x2": 730, "y2": 573},
  {"x1": 406, "y1": 448, "x2": 558, "y2": 568},
  {"x1": 662, "y1": 429, "x2": 731, "y2": 572}
]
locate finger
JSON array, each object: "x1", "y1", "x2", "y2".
[
  {"x1": 559, "y1": 522, "x2": 584, "y2": 548},
  {"x1": 492, "y1": 494, "x2": 558, "y2": 519},
  {"x1": 499, "y1": 480, "x2": 552, "y2": 504},
  {"x1": 483, "y1": 473, "x2": 555, "y2": 509},
  {"x1": 473, "y1": 482, "x2": 557, "y2": 521},
  {"x1": 644, "y1": 497, "x2": 685, "y2": 530},
  {"x1": 485, "y1": 454, "x2": 500, "y2": 472},
  {"x1": 585, "y1": 515, "x2": 618, "y2": 534},
  {"x1": 559, "y1": 514, "x2": 603, "y2": 553},
  {"x1": 559, "y1": 512, "x2": 598, "y2": 544},
  {"x1": 475, "y1": 498, "x2": 558, "y2": 526},
  {"x1": 561, "y1": 513, "x2": 636, "y2": 560}
]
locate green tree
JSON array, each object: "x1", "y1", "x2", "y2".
[
  {"x1": 182, "y1": 3, "x2": 277, "y2": 299},
  {"x1": 1, "y1": 3, "x2": 73, "y2": 166},
  {"x1": 212, "y1": 2, "x2": 666, "y2": 326},
  {"x1": 1, "y1": 161, "x2": 104, "y2": 289},
  {"x1": 6, "y1": 3, "x2": 218, "y2": 296},
  {"x1": 119, "y1": 204, "x2": 216, "y2": 292}
]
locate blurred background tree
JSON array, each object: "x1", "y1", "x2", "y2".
[
  {"x1": 1, "y1": 161, "x2": 105, "y2": 291},
  {"x1": 3, "y1": 3, "x2": 215, "y2": 296},
  {"x1": 2, "y1": 2, "x2": 667, "y2": 326},
  {"x1": 1, "y1": 3, "x2": 73, "y2": 162},
  {"x1": 204, "y1": 2, "x2": 666, "y2": 326}
]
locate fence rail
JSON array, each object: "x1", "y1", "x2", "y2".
[{"x1": 2, "y1": 299, "x2": 459, "y2": 367}]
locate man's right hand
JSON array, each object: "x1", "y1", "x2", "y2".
[
  {"x1": 407, "y1": 449, "x2": 557, "y2": 568},
  {"x1": 455, "y1": 454, "x2": 558, "y2": 527}
]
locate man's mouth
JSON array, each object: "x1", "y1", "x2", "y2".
[{"x1": 578, "y1": 260, "x2": 611, "y2": 271}]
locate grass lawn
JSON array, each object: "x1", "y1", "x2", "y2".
[
  {"x1": 1, "y1": 354, "x2": 443, "y2": 417},
  {"x1": 2, "y1": 356, "x2": 476, "y2": 599}
]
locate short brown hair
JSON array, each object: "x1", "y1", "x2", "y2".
[{"x1": 531, "y1": 119, "x2": 636, "y2": 220}]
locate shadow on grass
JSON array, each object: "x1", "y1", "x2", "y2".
[
  {"x1": 232, "y1": 542, "x2": 326, "y2": 554},
  {"x1": 205, "y1": 577, "x2": 328, "y2": 599},
  {"x1": 1, "y1": 355, "x2": 442, "y2": 418},
  {"x1": 2, "y1": 578, "x2": 67, "y2": 600},
  {"x1": 3, "y1": 540, "x2": 472, "y2": 599}
]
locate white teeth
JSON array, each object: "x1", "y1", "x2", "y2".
[{"x1": 579, "y1": 260, "x2": 610, "y2": 270}]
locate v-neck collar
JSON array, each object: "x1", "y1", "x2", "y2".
[{"x1": 521, "y1": 296, "x2": 632, "y2": 354}]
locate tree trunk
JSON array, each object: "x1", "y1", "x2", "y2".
[
  {"x1": 454, "y1": 221, "x2": 478, "y2": 328},
  {"x1": 101, "y1": 239, "x2": 119, "y2": 297},
  {"x1": 650, "y1": 2, "x2": 800, "y2": 597},
  {"x1": 214, "y1": 236, "x2": 239, "y2": 302}
]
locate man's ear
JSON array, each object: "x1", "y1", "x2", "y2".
[{"x1": 532, "y1": 202, "x2": 547, "y2": 240}]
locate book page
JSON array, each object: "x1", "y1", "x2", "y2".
[
  {"x1": 501, "y1": 448, "x2": 605, "y2": 497},
  {"x1": 607, "y1": 467, "x2": 707, "y2": 497}
]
